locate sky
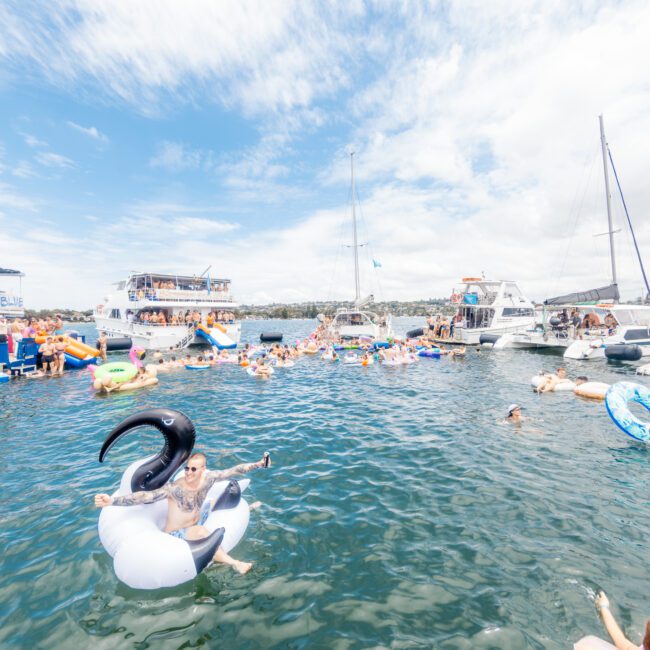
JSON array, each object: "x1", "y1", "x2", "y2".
[{"x1": 1, "y1": 0, "x2": 650, "y2": 310}]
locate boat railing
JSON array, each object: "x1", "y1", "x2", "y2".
[
  {"x1": 127, "y1": 289, "x2": 234, "y2": 303},
  {"x1": 131, "y1": 319, "x2": 236, "y2": 328}
]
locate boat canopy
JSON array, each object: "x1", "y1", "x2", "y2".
[
  {"x1": 0, "y1": 268, "x2": 25, "y2": 277},
  {"x1": 543, "y1": 283, "x2": 619, "y2": 306},
  {"x1": 127, "y1": 273, "x2": 230, "y2": 292}
]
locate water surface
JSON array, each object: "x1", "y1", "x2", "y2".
[{"x1": 1, "y1": 318, "x2": 649, "y2": 649}]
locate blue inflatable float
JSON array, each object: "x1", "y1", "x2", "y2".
[
  {"x1": 605, "y1": 381, "x2": 650, "y2": 442},
  {"x1": 417, "y1": 348, "x2": 441, "y2": 358}
]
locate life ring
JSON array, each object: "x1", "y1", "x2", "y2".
[
  {"x1": 240, "y1": 361, "x2": 250, "y2": 367},
  {"x1": 417, "y1": 348, "x2": 441, "y2": 358},
  {"x1": 461, "y1": 277, "x2": 482, "y2": 282},
  {"x1": 530, "y1": 375, "x2": 576, "y2": 391},
  {"x1": 186, "y1": 364, "x2": 210, "y2": 370},
  {"x1": 574, "y1": 381, "x2": 610, "y2": 400},
  {"x1": 97, "y1": 409, "x2": 252, "y2": 589},
  {"x1": 95, "y1": 362, "x2": 138, "y2": 384},
  {"x1": 605, "y1": 381, "x2": 650, "y2": 442}
]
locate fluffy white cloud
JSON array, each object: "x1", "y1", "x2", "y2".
[
  {"x1": 1, "y1": 1, "x2": 650, "y2": 309},
  {"x1": 0, "y1": 0, "x2": 353, "y2": 117}
]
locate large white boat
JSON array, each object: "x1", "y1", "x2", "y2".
[
  {"x1": 447, "y1": 278, "x2": 536, "y2": 345},
  {"x1": 94, "y1": 272, "x2": 241, "y2": 350},
  {"x1": 324, "y1": 153, "x2": 393, "y2": 341},
  {"x1": 494, "y1": 115, "x2": 650, "y2": 359}
]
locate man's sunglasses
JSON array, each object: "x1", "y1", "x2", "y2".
[{"x1": 184, "y1": 466, "x2": 202, "y2": 472}]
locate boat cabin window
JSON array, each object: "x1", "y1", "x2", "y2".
[
  {"x1": 335, "y1": 312, "x2": 373, "y2": 326},
  {"x1": 629, "y1": 310, "x2": 650, "y2": 326},
  {"x1": 502, "y1": 307, "x2": 535, "y2": 317},
  {"x1": 504, "y1": 283, "x2": 524, "y2": 299},
  {"x1": 461, "y1": 307, "x2": 494, "y2": 329},
  {"x1": 109, "y1": 308, "x2": 121, "y2": 319}
]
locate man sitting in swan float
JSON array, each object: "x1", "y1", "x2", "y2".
[
  {"x1": 93, "y1": 408, "x2": 271, "y2": 587},
  {"x1": 95, "y1": 452, "x2": 268, "y2": 575}
]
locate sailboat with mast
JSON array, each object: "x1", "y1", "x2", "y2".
[
  {"x1": 493, "y1": 115, "x2": 650, "y2": 359},
  {"x1": 325, "y1": 153, "x2": 393, "y2": 341}
]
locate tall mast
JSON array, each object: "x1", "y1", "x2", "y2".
[
  {"x1": 599, "y1": 114, "x2": 617, "y2": 288},
  {"x1": 350, "y1": 152, "x2": 361, "y2": 303}
]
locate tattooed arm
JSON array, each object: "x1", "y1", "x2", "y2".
[
  {"x1": 204, "y1": 454, "x2": 270, "y2": 484},
  {"x1": 94, "y1": 485, "x2": 170, "y2": 507}
]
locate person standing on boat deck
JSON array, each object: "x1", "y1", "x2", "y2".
[
  {"x1": 98, "y1": 331, "x2": 108, "y2": 361},
  {"x1": 593, "y1": 591, "x2": 650, "y2": 649},
  {"x1": 54, "y1": 336, "x2": 66, "y2": 375},
  {"x1": 94, "y1": 452, "x2": 270, "y2": 575},
  {"x1": 39, "y1": 336, "x2": 56, "y2": 374}
]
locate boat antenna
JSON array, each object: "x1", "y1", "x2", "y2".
[
  {"x1": 607, "y1": 146, "x2": 650, "y2": 301},
  {"x1": 350, "y1": 152, "x2": 361, "y2": 303},
  {"x1": 599, "y1": 114, "x2": 618, "y2": 291},
  {"x1": 198, "y1": 265, "x2": 212, "y2": 278}
]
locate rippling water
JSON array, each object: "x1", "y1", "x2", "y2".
[{"x1": 2, "y1": 318, "x2": 649, "y2": 649}]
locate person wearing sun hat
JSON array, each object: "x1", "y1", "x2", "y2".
[{"x1": 506, "y1": 404, "x2": 524, "y2": 423}]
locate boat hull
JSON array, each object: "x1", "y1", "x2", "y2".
[{"x1": 93, "y1": 319, "x2": 241, "y2": 351}]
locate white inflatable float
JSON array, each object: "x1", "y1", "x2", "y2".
[
  {"x1": 573, "y1": 635, "x2": 616, "y2": 649},
  {"x1": 531, "y1": 375, "x2": 576, "y2": 391},
  {"x1": 97, "y1": 409, "x2": 253, "y2": 589},
  {"x1": 574, "y1": 381, "x2": 610, "y2": 400}
]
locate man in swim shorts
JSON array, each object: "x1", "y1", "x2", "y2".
[
  {"x1": 94, "y1": 452, "x2": 270, "y2": 574},
  {"x1": 39, "y1": 336, "x2": 56, "y2": 374}
]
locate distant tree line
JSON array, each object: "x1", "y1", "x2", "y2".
[{"x1": 25, "y1": 308, "x2": 94, "y2": 322}]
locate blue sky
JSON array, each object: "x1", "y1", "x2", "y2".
[{"x1": 1, "y1": 1, "x2": 650, "y2": 309}]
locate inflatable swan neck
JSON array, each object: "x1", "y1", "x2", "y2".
[
  {"x1": 99, "y1": 408, "x2": 196, "y2": 492},
  {"x1": 188, "y1": 527, "x2": 225, "y2": 573}
]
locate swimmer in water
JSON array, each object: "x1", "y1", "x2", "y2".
[
  {"x1": 505, "y1": 404, "x2": 525, "y2": 423},
  {"x1": 94, "y1": 452, "x2": 270, "y2": 574},
  {"x1": 593, "y1": 590, "x2": 650, "y2": 650}
]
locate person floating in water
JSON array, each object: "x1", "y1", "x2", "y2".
[
  {"x1": 94, "y1": 452, "x2": 270, "y2": 574},
  {"x1": 535, "y1": 367, "x2": 569, "y2": 393}
]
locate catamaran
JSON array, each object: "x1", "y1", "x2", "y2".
[
  {"x1": 324, "y1": 153, "x2": 393, "y2": 341},
  {"x1": 94, "y1": 272, "x2": 241, "y2": 350},
  {"x1": 492, "y1": 115, "x2": 650, "y2": 359}
]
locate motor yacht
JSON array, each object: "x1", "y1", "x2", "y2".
[
  {"x1": 94, "y1": 272, "x2": 241, "y2": 350},
  {"x1": 447, "y1": 278, "x2": 536, "y2": 345}
]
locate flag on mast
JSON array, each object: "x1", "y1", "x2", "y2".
[
  {"x1": 206, "y1": 274, "x2": 211, "y2": 294},
  {"x1": 372, "y1": 259, "x2": 382, "y2": 268}
]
